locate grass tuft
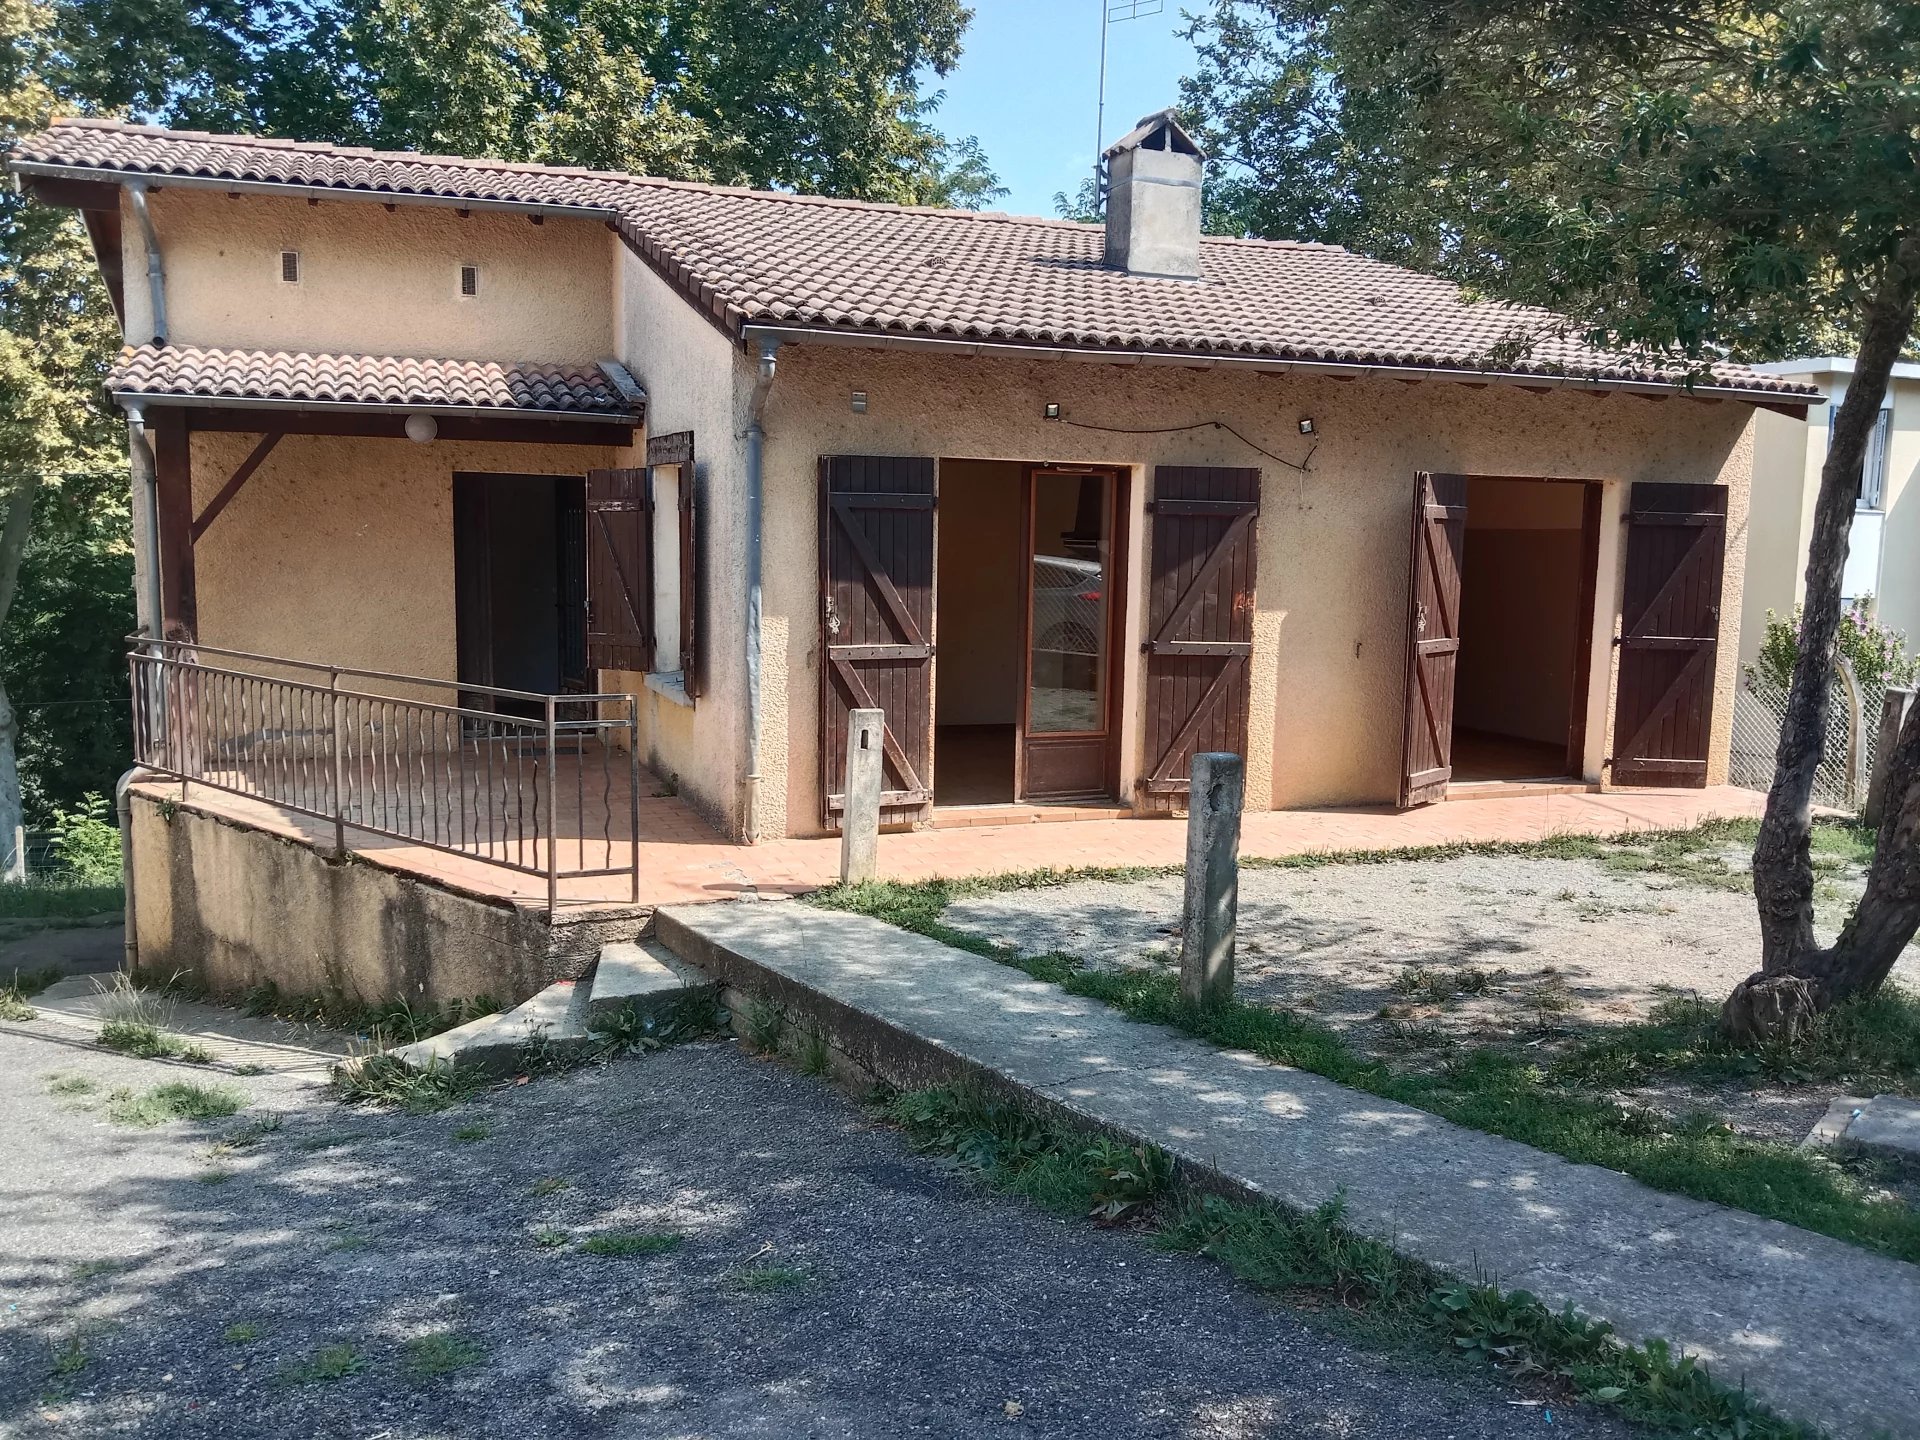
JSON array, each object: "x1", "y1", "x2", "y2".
[
  {"x1": 591, "y1": 991, "x2": 725, "y2": 1057},
  {"x1": 580, "y1": 1230, "x2": 683, "y2": 1258},
  {"x1": 0, "y1": 878, "x2": 122, "y2": 919},
  {"x1": 97, "y1": 1018, "x2": 213, "y2": 1063},
  {"x1": 452, "y1": 1122, "x2": 490, "y2": 1142},
  {"x1": 223, "y1": 1321, "x2": 261, "y2": 1344},
  {"x1": 403, "y1": 1331, "x2": 484, "y2": 1380},
  {"x1": 107, "y1": 1080, "x2": 247, "y2": 1127},
  {"x1": 329, "y1": 1054, "x2": 484, "y2": 1113},
  {"x1": 530, "y1": 1175, "x2": 570, "y2": 1196},
  {"x1": 281, "y1": 1341, "x2": 365, "y2": 1384}
]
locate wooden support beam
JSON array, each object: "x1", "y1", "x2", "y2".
[
  {"x1": 183, "y1": 407, "x2": 634, "y2": 447},
  {"x1": 190, "y1": 429, "x2": 283, "y2": 542},
  {"x1": 150, "y1": 407, "x2": 197, "y2": 642}
]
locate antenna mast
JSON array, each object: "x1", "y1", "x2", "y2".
[{"x1": 1093, "y1": 0, "x2": 1164, "y2": 213}]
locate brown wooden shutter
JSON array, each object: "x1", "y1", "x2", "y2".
[
  {"x1": 1398, "y1": 472, "x2": 1468, "y2": 807},
  {"x1": 1611, "y1": 481, "x2": 1727, "y2": 787},
  {"x1": 1141, "y1": 465, "x2": 1261, "y2": 808},
  {"x1": 819, "y1": 455, "x2": 935, "y2": 826},
  {"x1": 646, "y1": 431, "x2": 699, "y2": 696},
  {"x1": 584, "y1": 466, "x2": 653, "y2": 674}
]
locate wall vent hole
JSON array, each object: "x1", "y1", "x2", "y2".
[
  {"x1": 459, "y1": 264, "x2": 479, "y2": 297},
  {"x1": 280, "y1": 250, "x2": 300, "y2": 283}
]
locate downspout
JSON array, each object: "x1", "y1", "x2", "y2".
[
  {"x1": 115, "y1": 769, "x2": 140, "y2": 976},
  {"x1": 741, "y1": 338, "x2": 779, "y2": 840},
  {"x1": 125, "y1": 181, "x2": 168, "y2": 344}
]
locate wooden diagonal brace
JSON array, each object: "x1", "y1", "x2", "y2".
[{"x1": 190, "y1": 429, "x2": 284, "y2": 543}]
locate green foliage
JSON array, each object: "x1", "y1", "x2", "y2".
[
  {"x1": 280, "y1": 1341, "x2": 366, "y2": 1384},
  {"x1": 48, "y1": 790, "x2": 119, "y2": 881},
  {"x1": 1749, "y1": 601, "x2": 1920, "y2": 693},
  {"x1": 330, "y1": 1053, "x2": 484, "y2": 1113},
  {"x1": 0, "y1": 876, "x2": 120, "y2": 916},
  {"x1": 579, "y1": 1230, "x2": 683, "y2": 1258},
  {"x1": 589, "y1": 991, "x2": 724, "y2": 1057},
  {"x1": 222, "y1": 1321, "x2": 262, "y2": 1344},
  {"x1": 96, "y1": 1018, "x2": 212, "y2": 1062},
  {"x1": 403, "y1": 1330, "x2": 484, "y2": 1380},
  {"x1": 107, "y1": 1079, "x2": 246, "y2": 1126}
]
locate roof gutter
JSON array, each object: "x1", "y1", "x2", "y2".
[
  {"x1": 9, "y1": 159, "x2": 620, "y2": 224},
  {"x1": 738, "y1": 324, "x2": 1823, "y2": 407},
  {"x1": 106, "y1": 390, "x2": 639, "y2": 424}
]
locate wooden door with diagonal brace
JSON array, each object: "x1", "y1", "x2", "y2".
[
  {"x1": 1398, "y1": 471, "x2": 1468, "y2": 807},
  {"x1": 819, "y1": 455, "x2": 936, "y2": 825},
  {"x1": 1611, "y1": 482, "x2": 1727, "y2": 787},
  {"x1": 1140, "y1": 465, "x2": 1261, "y2": 809}
]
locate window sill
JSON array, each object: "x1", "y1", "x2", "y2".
[{"x1": 645, "y1": 671, "x2": 693, "y2": 708}]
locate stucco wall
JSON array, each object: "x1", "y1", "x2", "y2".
[
  {"x1": 122, "y1": 189, "x2": 614, "y2": 362},
  {"x1": 1740, "y1": 407, "x2": 1814, "y2": 664},
  {"x1": 190, "y1": 431, "x2": 621, "y2": 683},
  {"x1": 606, "y1": 243, "x2": 755, "y2": 835},
  {"x1": 1886, "y1": 379, "x2": 1920, "y2": 649},
  {"x1": 758, "y1": 347, "x2": 1754, "y2": 835}
]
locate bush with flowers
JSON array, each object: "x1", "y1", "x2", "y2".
[{"x1": 1747, "y1": 597, "x2": 1920, "y2": 693}]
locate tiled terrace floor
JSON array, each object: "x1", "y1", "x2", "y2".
[{"x1": 133, "y1": 770, "x2": 1769, "y2": 914}]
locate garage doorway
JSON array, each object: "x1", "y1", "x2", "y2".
[{"x1": 1452, "y1": 477, "x2": 1600, "y2": 783}]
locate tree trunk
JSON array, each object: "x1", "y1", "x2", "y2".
[
  {"x1": 1725, "y1": 235, "x2": 1920, "y2": 1041},
  {"x1": 0, "y1": 470, "x2": 41, "y2": 884}
]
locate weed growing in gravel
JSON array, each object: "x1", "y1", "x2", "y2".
[
  {"x1": 295, "y1": 1131, "x2": 361, "y2": 1152},
  {"x1": 530, "y1": 1176, "x2": 570, "y2": 1196},
  {"x1": 97, "y1": 1018, "x2": 213, "y2": 1063},
  {"x1": 223, "y1": 1322, "x2": 262, "y2": 1344},
  {"x1": 107, "y1": 1081, "x2": 246, "y2": 1127},
  {"x1": 68, "y1": 1259, "x2": 131, "y2": 1281},
  {"x1": 452, "y1": 1123, "x2": 490, "y2": 1142},
  {"x1": 48, "y1": 1337, "x2": 88, "y2": 1377},
  {"x1": 0, "y1": 982, "x2": 37, "y2": 1021},
  {"x1": 820, "y1": 868, "x2": 1920, "y2": 1264},
  {"x1": 45, "y1": 1073, "x2": 94, "y2": 1096},
  {"x1": 580, "y1": 1230, "x2": 683, "y2": 1258},
  {"x1": 212, "y1": 1115, "x2": 283, "y2": 1153},
  {"x1": 743, "y1": 998, "x2": 784, "y2": 1053},
  {"x1": 727, "y1": 1262, "x2": 812, "y2": 1292},
  {"x1": 404, "y1": 1331, "x2": 484, "y2": 1379},
  {"x1": 533, "y1": 1227, "x2": 569, "y2": 1248},
  {"x1": 591, "y1": 992, "x2": 725, "y2": 1057},
  {"x1": 281, "y1": 1342, "x2": 365, "y2": 1384},
  {"x1": 796, "y1": 1028, "x2": 832, "y2": 1076},
  {"x1": 198, "y1": 1167, "x2": 235, "y2": 1186},
  {"x1": 329, "y1": 1054, "x2": 484, "y2": 1113},
  {"x1": 881, "y1": 1081, "x2": 1812, "y2": 1440}
]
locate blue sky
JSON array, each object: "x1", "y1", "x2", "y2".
[{"x1": 931, "y1": 0, "x2": 1200, "y2": 218}]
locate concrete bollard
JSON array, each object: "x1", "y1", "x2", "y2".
[
  {"x1": 1865, "y1": 687, "x2": 1916, "y2": 828},
  {"x1": 1179, "y1": 752, "x2": 1244, "y2": 1008},
  {"x1": 840, "y1": 708, "x2": 883, "y2": 885}
]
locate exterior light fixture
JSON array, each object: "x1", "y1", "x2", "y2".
[
  {"x1": 1043, "y1": 402, "x2": 1061, "y2": 420},
  {"x1": 851, "y1": 391, "x2": 868, "y2": 413},
  {"x1": 404, "y1": 412, "x2": 439, "y2": 444},
  {"x1": 1297, "y1": 417, "x2": 1316, "y2": 435}
]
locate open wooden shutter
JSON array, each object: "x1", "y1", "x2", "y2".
[
  {"x1": 1611, "y1": 482, "x2": 1727, "y2": 787},
  {"x1": 646, "y1": 431, "x2": 699, "y2": 696},
  {"x1": 585, "y1": 466, "x2": 652, "y2": 674},
  {"x1": 1141, "y1": 466, "x2": 1261, "y2": 808},
  {"x1": 1398, "y1": 472, "x2": 1468, "y2": 807},
  {"x1": 820, "y1": 455, "x2": 935, "y2": 826}
]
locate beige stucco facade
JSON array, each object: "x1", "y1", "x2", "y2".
[
  {"x1": 752, "y1": 347, "x2": 1754, "y2": 837},
  {"x1": 1741, "y1": 362, "x2": 1918, "y2": 664}
]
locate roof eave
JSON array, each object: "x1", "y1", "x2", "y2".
[
  {"x1": 108, "y1": 389, "x2": 639, "y2": 424},
  {"x1": 738, "y1": 324, "x2": 1821, "y2": 407},
  {"x1": 10, "y1": 158, "x2": 620, "y2": 222}
]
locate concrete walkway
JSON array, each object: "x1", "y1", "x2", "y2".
[{"x1": 660, "y1": 900, "x2": 1919, "y2": 1440}]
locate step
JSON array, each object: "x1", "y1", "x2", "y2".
[
  {"x1": 655, "y1": 898, "x2": 1920, "y2": 1440},
  {"x1": 1806, "y1": 1093, "x2": 1920, "y2": 1160},
  {"x1": 587, "y1": 940, "x2": 717, "y2": 1023}
]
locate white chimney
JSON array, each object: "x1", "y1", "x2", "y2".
[{"x1": 1102, "y1": 108, "x2": 1207, "y2": 280}]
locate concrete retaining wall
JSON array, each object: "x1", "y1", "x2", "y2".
[{"x1": 128, "y1": 792, "x2": 643, "y2": 1009}]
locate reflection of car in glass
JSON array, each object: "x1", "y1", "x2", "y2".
[{"x1": 1032, "y1": 554, "x2": 1104, "y2": 656}]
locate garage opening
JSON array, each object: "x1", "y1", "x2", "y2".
[
  {"x1": 934, "y1": 460, "x2": 1023, "y2": 804},
  {"x1": 1452, "y1": 477, "x2": 1596, "y2": 783}
]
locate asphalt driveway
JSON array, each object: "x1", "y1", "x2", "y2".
[{"x1": 0, "y1": 1021, "x2": 1623, "y2": 1439}]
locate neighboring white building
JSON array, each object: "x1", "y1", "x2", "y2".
[{"x1": 1744, "y1": 358, "x2": 1917, "y2": 663}]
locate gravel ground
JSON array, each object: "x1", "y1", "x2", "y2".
[
  {"x1": 946, "y1": 853, "x2": 1915, "y2": 1053},
  {"x1": 0, "y1": 1021, "x2": 1627, "y2": 1440}
]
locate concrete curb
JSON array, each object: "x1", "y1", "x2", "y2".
[{"x1": 657, "y1": 899, "x2": 1920, "y2": 1440}]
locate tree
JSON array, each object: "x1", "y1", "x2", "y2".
[
  {"x1": 1181, "y1": 0, "x2": 1920, "y2": 1036},
  {"x1": 42, "y1": 0, "x2": 1003, "y2": 207}
]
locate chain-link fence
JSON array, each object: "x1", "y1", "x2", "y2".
[{"x1": 1729, "y1": 657, "x2": 1883, "y2": 812}]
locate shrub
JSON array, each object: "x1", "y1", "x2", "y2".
[
  {"x1": 48, "y1": 793, "x2": 122, "y2": 883},
  {"x1": 1749, "y1": 600, "x2": 1920, "y2": 693}
]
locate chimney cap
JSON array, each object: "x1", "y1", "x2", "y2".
[{"x1": 1102, "y1": 107, "x2": 1207, "y2": 162}]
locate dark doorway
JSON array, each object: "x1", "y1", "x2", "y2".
[
  {"x1": 453, "y1": 473, "x2": 587, "y2": 713},
  {"x1": 933, "y1": 460, "x2": 1021, "y2": 804}
]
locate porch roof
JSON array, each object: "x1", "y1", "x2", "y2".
[
  {"x1": 13, "y1": 119, "x2": 1821, "y2": 404},
  {"x1": 108, "y1": 343, "x2": 645, "y2": 422}
]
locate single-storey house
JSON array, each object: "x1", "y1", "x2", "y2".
[
  {"x1": 6, "y1": 113, "x2": 1817, "y2": 999},
  {"x1": 1742, "y1": 357, "x2": 1918, "y2": 664}
]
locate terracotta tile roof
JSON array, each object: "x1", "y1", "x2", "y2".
[
  {"x1": 108, "y1": 344, "x2": 642, "y2": 417},
  {"x1": 18, "y1": 119, "x2": 1817, "y2": 400}
]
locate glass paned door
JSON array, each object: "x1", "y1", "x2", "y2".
[{"x1": 1020, "y1": 469, "x2": 1120, "y2": 800}]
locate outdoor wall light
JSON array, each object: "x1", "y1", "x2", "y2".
[
  {"x1": 404, "y1": 412, "x2": 439, "y2": 444},
  {"x1": 1043, "y1": 402, "x2": 1061, "y2": 420},
  {"x1": 1298, "y1": 417, "x2": 1316, "y2": 435},
  {"x1": 851, "y1": 391, "x2": 868, "y2": 413}
]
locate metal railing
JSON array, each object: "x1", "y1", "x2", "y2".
[{"x1": 128, "y1": 639, "x2": 641, "y2": 912}]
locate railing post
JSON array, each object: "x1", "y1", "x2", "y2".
[
  {"x1": 840, "y1": 709, "x2": 883, "y2": 885},
  {"x1": 544, "y1": 693, "x2": 559, "y2": 918},
  {"x1": 627, "y1": 694, "x2": 641, "y2": 905},
  {"x1": 329, "y1": 667, "x2": 347, "y2": 857},
  {"x1": 1866, "y1": 687, "x2": 1917, "y2": 827}
]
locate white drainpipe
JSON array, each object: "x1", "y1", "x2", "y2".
[{"x1": 741, "y1": 338, "x2": 779, "y2": 839}]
